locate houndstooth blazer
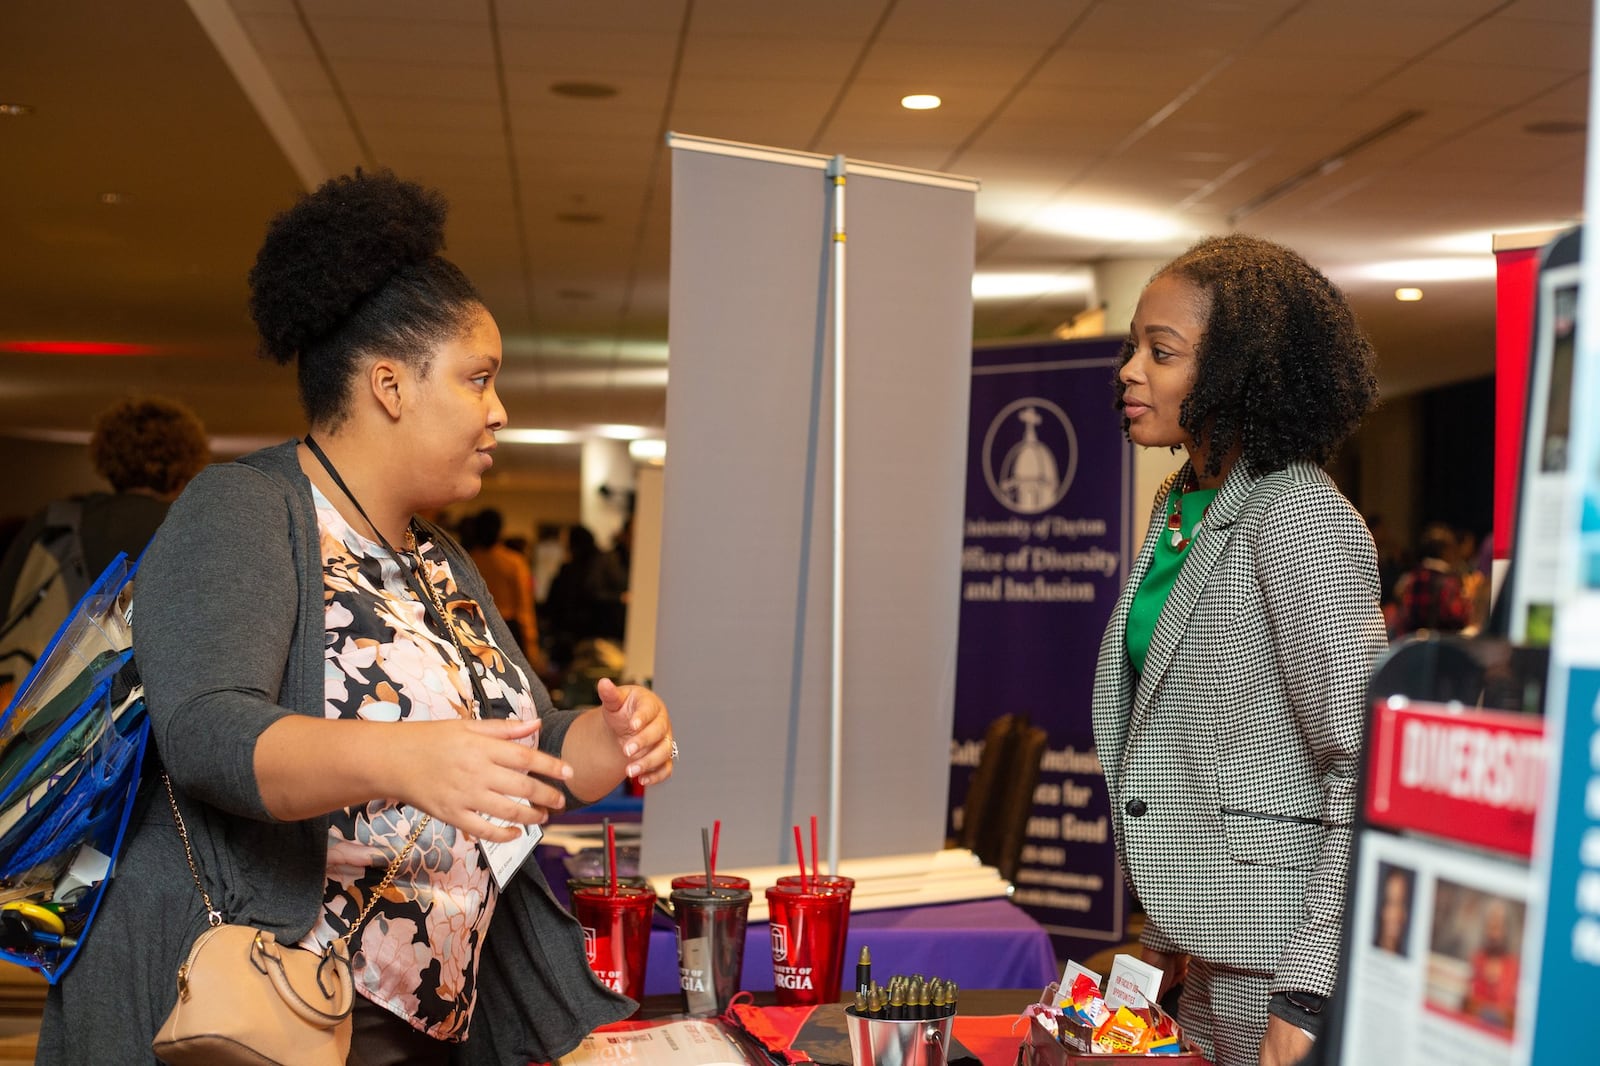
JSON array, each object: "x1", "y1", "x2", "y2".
[{"x1": 1091, "y1": 458, "x2": 1386, "y2": 997}]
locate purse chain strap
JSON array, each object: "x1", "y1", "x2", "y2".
[{"x1": 164, "y1": 773, "x2": 429, "y2": 952}]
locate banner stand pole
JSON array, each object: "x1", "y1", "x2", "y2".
[{"x1": 826, "y1": 154, "x2": 847, "y2": 876}]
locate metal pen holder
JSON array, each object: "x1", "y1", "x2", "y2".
[{"x1": 844, "y1": 1011, "x2": 954, "y2": 1066}]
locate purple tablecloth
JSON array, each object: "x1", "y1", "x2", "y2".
[{"x1": 642, "y1": 896, "x2": 1057, "y2": 997}]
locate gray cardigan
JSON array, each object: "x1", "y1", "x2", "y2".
[{"x1": 39, "y1": 440, "x2": 631, "y2": 1064}]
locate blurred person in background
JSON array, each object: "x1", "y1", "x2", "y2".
[
  {"x1": 1392, "y1": 522, "x2": 1471, "y2": 637},
  {"x1": 466, "y1": 507, "x2": 551, "y2": 680},
  {"x1": 532, "y1": 522, "x2": 564, "y2": 606},
  {"x1": 0, "y1": 395, "x2": 209, "y2": 703}
]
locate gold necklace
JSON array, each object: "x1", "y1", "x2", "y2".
[{"x1": 402, "y1": 526, "x2": 448, "y2": 617}]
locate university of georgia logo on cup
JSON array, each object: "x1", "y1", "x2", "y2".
[
  {"x1": 582, "y1": 926, "x2": 597, "y2": 964},
  {"x1": 770, "y1": 923, "x2": 789, "y2": 963}
]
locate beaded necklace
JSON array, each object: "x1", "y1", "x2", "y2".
[{"x1": 1166, "y1": 474, "x2": 1211, "y2": 552}]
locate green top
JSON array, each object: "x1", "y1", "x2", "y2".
[{"x1": 1126, "y1": 485, "x2": 1218, "y2": 675}]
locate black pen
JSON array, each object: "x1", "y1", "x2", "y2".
[{"x1": 857, "y1": 945, "x2": 872, "y2": 998}]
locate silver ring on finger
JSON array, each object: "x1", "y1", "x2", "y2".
[{"x1": 670, "y1": 739, "x2": 680, "y2": 762}]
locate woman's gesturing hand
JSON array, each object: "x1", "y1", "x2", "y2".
[
  {"x1": 596, "y1": 678, "x2": 676, "y2": 787},
  {"x1": 400, "y1": 716, "x2": 573, "y2": 843}
]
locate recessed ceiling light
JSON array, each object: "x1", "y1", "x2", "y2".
[
  {"x1": 1395, "y1": 288, "x2": 1424, "y2": 302},
  {"x1": 550, "y1": 81, "x2": 618, "y2": 99},
  {"x1": 1524, "y1": 119, "x2": 1585, "y2": 136},
  {"x1": 99, "y1": 192, "x2": 129, "y2": 206},
  {"x1": 0, "y1": 103, "x2": 34, "y2": 117},
  {"x1": 901, "y1": 94, "x2": 942, "y2": 111},
  {"x1": 556, "y1": 212, "x2": 603, "y2": 225}
]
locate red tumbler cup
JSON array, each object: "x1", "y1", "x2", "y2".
[
  {"x1": 776, "y1": 874, "x2": 853, "y2": 981},
  {"x1": 765, "y1": 883, "x2": 850, "y2": 1005},
  {"x1": 569, "y1": 884, "x2": 656, "y2": 1003}
]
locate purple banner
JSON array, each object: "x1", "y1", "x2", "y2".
[{"x1": 949, "y1": 337, "x2": 1136, "y2": 958}]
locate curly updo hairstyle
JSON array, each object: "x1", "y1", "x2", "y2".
[
  {"x1": 1116, "y1": 234, "x2": 1379, "y2": 479},
  {"x1": 247, "y1": 169, "x2": 483, "y2": 428}
]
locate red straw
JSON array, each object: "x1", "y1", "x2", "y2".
[
  {"x1": 606, "y1": 821, "x2": 618, "y2": 897},
  {"x1": 710, "y1": 820, "x2": 721, "y2": 882},
  {"x1": 810, "y1": 815, "x2": 819, "y2": 887},
  {"x1": 793, "y1": 825, "x2": 807, "y2": 886}
]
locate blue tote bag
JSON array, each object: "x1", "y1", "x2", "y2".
[{"x1": 0, "y1": 553, "x2": 148, "y2": 981}]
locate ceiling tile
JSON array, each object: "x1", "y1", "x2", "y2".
[
  {"x1": 365, "y1": 123, "x2": 505, "y2": 163},
  {"x1": 282, "y1": 90, "x2": 355, "y2": 129},
  {"x1": 677, "y1": 32, "x2": 862, "y2": 82},
  {"x1": 1201, "y1": 54, "x2": 1400, "y2": 99},
  {"x1": 347, "y1": 94, "x2": 505, "y2": 135},
  {"x1": 303, "y1": 16, "x2": 493, "y2": 65},
  {"x1": 852, "y1": 41, "x2": 1048, "y2": 85},
  {"x1": 879, "y1": 0, "x2": 1096, "y2": 45},
  {"x1": 1430, "y1": 13, "x2": 1591, "y2": 71},
  {"x1": 256, "y1": 54, "x2": 340, "y2": 96},
  {"x1": 298, "y1": 120, "x2": 369, "y2": 173},
  {"x1": 1030, "y1": 45, "x2": 1226, "y2": 93},
  {"x1": 997, "y1": 83, "x2": 1184, "y2": 126},
  {"x1": 1501, "y1": 0, "x2": 1593, "y2": 25},
  {"x1": 1365, "y1": 60, "x2": 1577, "y2": 107},
  {"x1": 288, "y1": 0, "x2": 489, "y2": 22},
  {"x1": 688, "y1": 0, "x2": 887, "y2": 38},
  {"x1": 1252, "y1": 3, "x2": 1479, "y2": 59},
  {"x1": 671, "y1": 77, "x2": 849, "y2": 118},
  {"x1": 498, "y1": 25, "x2": 682, "y2": 77},
  {"x1": 1066, "y1": 0, "x2": 1306, "y2": 53},
  {"x1": 493, "y1": 0, "x2": 687, "y2": 34},
  {"x1": 331, "y1": 59, "x2": 501, "y2": 103},
  {"x1": 961, "y1": 119, "x2": 1130, "y2": 159},
  {"x1": 238, "y1": 11, "x2": 317, "y2": 59}
]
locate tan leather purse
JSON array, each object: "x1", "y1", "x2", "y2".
[{"x1": 151, "y1": 775, "x2": 428, "y2": 1065}]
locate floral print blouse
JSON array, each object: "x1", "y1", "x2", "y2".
[{"x1": 299, "y1": 487, "x2": 541, "y2": 1041}]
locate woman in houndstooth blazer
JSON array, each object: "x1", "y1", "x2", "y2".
[{"x1": 1091, "y1": 236, "x2": 1388, "y2": 1066}]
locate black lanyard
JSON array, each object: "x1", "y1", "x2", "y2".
[{"x1": 302, "y1": 435, "x2": 503, "y2": 719}]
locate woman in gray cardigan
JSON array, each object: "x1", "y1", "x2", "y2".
[
  {"x1": 39, "y1": 170, "x2": 676, "y2": 1064},
  {"x1": 1092, "y1": 236, "x2": 1386, "y2": 1066}
]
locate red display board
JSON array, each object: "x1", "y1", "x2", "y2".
[{"x1": 1365, "y1": 697, "x2": 1545, "y2": 859}]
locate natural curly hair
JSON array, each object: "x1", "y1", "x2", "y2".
[
  {"x1": 247, "y1": 168, "x2": 483, "y2": 428},
  {"x1": 89, "y1": 396, "x2": 210, "y2": 495},
  {"x1": 1116, "y1": 234, "x2": 1379, "y2": 479}
]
